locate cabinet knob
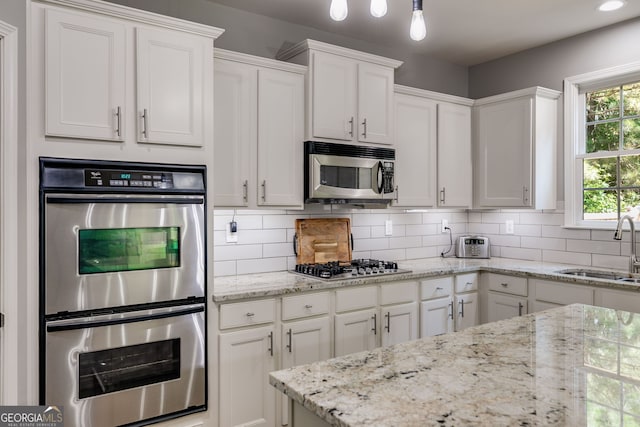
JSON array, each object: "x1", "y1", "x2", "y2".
[
  {"x1": 246, "y1": 312, "x2": 255, "y2": 317},
  {"x1": 304, "y1": 304, "x2": 313, "y2": 309}
]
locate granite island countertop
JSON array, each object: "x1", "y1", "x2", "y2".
[
  {"x1": 213, "y1": 257, "x2": 640, "y2": 302},
  {"x1": 269, "y1": 304, "x2": 640, "y2": 426}
]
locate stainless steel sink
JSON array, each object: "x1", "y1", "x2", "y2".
[{"x1": 556, "y1": 268, "x2": 640, "y2": 283}]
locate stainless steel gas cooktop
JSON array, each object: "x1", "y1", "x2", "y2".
[{"x1": 292, "y1": 259, "x2": 410, "y2": 281}]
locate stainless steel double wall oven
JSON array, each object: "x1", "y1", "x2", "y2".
[{"x1": 39, "y1": 158, "x2": 207, "y2": 427}]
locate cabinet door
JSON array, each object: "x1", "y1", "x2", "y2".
[
  {"x1": 257, "y1": 68, "x2": 304, "y2": 207},
  {"x1": 357, "y1": 62, "x2": 394, "y2": 145},
  {"x1": 454, "y1": 292, "x2": 479, "y2": 331},
  {"x1": 487, "y1": 292, "x2": 528, "y2": 323},
  {"x1": 597, "y1": 289, "x2": 640, "y2": 313},
  {"x1": 45, "y1": 9, "x2": 126, "y2": 141},
  {"x1": 475, "y1": 97, "x2": 533, "y2": 207},
  {"x1": 381, "y1": 302, "x2": 418, "y2": 347},
  {"x1": 393, "y1": 94, "x2": 437, "y2": 207},
  {"x1": 219, "y1": 326, "x2": 276, "y2": 427},
  {"x1": 281, "y1": 317, "x2": 331, "y2": 426},
  {"x1": 136, "y1": 27, "x2": 209, "y2": 146},
  {"x1": 334, "y1": 309, "x2": 377, "y2": 357},
  {"x1": 311, "y1": 51, "x2": 357, "y2": 141},
  {"x1": 438, "y1": 103, "x2": 471, "y2": 208},
  {"x1": 213, "y1": 59, "x2": 255, "y2": 206},
  {"x1": 420, "y1": 297, "x2": 453, "y2": 337}
]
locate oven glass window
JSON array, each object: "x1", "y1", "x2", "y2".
[
  {"x1": 320, "y1": 165, "x2": 372, "y2": 190},
  {"x1": 78, "y1": 227, "x2": 180, "y2": 274},
  {"x1": 78, "y1": 338, "x2": 181, "y2": 399}
]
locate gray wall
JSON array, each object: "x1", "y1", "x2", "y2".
[
  {"x1": 469, "y1": 17, "x2": 640, "y2": 98},
  {"x1": 106, "y1": 0, "x2": 469, "y2": 96}
]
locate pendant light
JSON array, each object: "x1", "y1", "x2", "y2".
[
  {"x1": 330, "y1": 0, "x2": 348, "y2": 21},
  {"x1": 370, "y1": 0, "x2": 388, "y2": 18},
  {"x1": 409, "y1": 0, "x2": 427, "y2": 41}
]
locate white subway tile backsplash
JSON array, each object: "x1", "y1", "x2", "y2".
[
  {"x1": 214, "y1": 244, "x2": 262, "y2": 261},
  {"x1": 541, "y1": 225, "x2": 590, "y2": 240},
  {"x1": 521, "y1": 237, "x2": 566, "y2": 251},
  {"x1": 237, "y1": 257, "x2": 288, "y2": 275},
  {"x1": 542, "y1": 250, "x2": 591, "y2": 266},
  {"x1": 212, "y1": 204, "x2": 638, "y2": 277},
  {"x1": 566, "y1": 239, "x2": 620, "y2": 255}
]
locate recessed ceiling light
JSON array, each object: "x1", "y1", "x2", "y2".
[{"x1": 598, "y1": 0, "x2": 625, "y2": 12}]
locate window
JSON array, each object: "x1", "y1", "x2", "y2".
[{"x1": 565, "y1": 62, "x2": 640, "y2": 228}]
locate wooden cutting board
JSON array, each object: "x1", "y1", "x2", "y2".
[{"x1": 294, "y1": 218, "x2": 352, "y2": 264}]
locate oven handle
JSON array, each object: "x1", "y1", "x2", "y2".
[
  {"x1": 46, "y1": 304, "x2": 204, "y2": 332},
  {"x1": 46, "y1": 196, "x2": 204, "y2": 205}
]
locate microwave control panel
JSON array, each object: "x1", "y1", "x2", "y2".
[{"x1": 382, "y1": 162, "x2": 394, "y2": 193}]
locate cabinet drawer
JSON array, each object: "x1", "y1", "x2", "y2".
[
  {"x1": 282, "y1": 292, "x2": 330, "y2": 321},
  {"x1": 335, "y1": 286, "x2": 377, "y2": 313},
  {"x1": 455, "y1": 273, "x2": 479, "y2": 293},
  {"x1": 533, "y1": 279, "x2": 593, "y2": 305},
  {"x1": 219, "y1": 299, "x2": 276, "y2": 330},
  {"x1": 380, "y1": 281, "x2": 418, "y2": 305},
  {"x1": 420, "y1": 277, "x2": 453, "y2": 300},
  {"x1": 487, "y1": 273, "x2": 527, "y2": 296}
]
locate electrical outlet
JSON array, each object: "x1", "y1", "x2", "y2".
[
  {"x1": 505, "y1": 220, "x2": 515, "y2": 234},
  {"x1": 441, "y1": 219, "x2": 449, "y2": 233},
  {"x1": 385, "y1": 220, "x2": 393, "y2": 236},
  {"x1": 226, "y1": 222, "x2": 238, "y2": 243}
]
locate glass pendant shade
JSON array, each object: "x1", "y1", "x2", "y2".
[
  {"x1": 370, "y1": 0, "x2": 387, "y2": 18},
  {"x1": 330, "y1": 0, "x2": 348, "y2": 21}
]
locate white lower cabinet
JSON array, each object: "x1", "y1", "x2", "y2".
[
  {"x1": 334, "y1": 308, "x2": 377, "y2": 357},
  {"x1": 219, "y1": 298, "x2": 277, "y2": 427},
  {"x1": 532, "y1": 279, "x2": 594, "y2": 312},
  {"x1": 454, "y1": 292, "x2": 479, "y2": 331},
  {"x1": 487, "y1": 293, "x2": 528, "y2": 323},
  {"x1": 596, "y1": 288, "x2": 640, "y2": 312},
  {"x1": 421, "y1": 297, "x2": 453, "y2": 337},
  {"x1": 280, "y1": 317, "x2": 330, "y2": 425},
  {"x1": 219, "y1": 325, "x2": 276, "y2": 427},
  {"x1": 484, "y1": 273, "x2": 528, "y2": 323},
  {"x1": 381, "y1": 302, "x2": 418, "y2": 347}
]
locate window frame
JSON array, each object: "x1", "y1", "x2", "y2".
[{"x1": 564, "y1": 61, "x2": 640, "y2": 229}]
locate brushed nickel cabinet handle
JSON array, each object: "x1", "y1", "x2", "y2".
[
  {"x1": 261, "y1": 180, "x2": 266, "y2": 202},
  {"x1": 141, "y1": 108, "x2": 148, "y2": 138},
  {"x1": 448, "y1": 301, "x2": 453, "y2": 319},
  {"x1": 440, "y1": 187, "x2": 446, "y2": 204},
  {"x1": 242, "y1": 180, "x2": 248, "y2": 203},
  {"x1": 304, "y1": 304, "x2": 313, "y2": 309},
  {"x1": 395, "y1": 185, "x2": 399, "y2": 202},
  {"x1": 523, "y1": 186, "x2": 529, "y2": 204},
  {"x1": 372, "y1": 313, "x2": 377, "y2": 335},
  {"x1": 459, "y1": 300, "x2": 465, "y2": 318},
  {"x1": 286, "y1": 329, "x2": 292, "y2": 353},
  {"x1": 348, "y1": 116, "x2": 354, "y2": 137},
  {"x1": 385, "y1": 312, "x2": 390, "y2": 333},
  {"x1": 115, "y1": 106, "x2": 121, "y2": 138},
  {"x1": 501, "y1": 283, "x2": 509, "y2": 287},
  {"x1": 268, "y1": 331, "x2": 273, "y2": 356},
  {"x1": 361, "y1": 118, "x2": 367, "y2": 138},
  {"x1": 246, "y1": 312, "x2": 255, "y2": 317},
  {"x1": 518, "y1": 302, "x2": 524, "y2": 316}
]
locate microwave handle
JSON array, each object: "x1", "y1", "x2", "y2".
[{"x1": 376, "y1": 161, "x2": 384, "y2": 194}]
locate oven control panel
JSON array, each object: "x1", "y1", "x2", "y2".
[{"x1": 85, "y1": 169, "x2": 174, "y2": 189}]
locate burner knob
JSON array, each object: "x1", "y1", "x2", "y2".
[
  {"x1": 358, "y1": 267, "x2": 365, "y2": 275},
  {"x1": 365, "y1": 267, "x2": 372, "y2": 275},
  {"x1": 372, "y1": 267, "x2": 379, "y2": 274}
]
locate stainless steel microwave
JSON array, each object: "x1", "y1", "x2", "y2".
[{"x1": 304, "y1": 141, "x2": 395, "y2": 206}]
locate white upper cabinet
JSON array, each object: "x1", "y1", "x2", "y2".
[
  {"x1": 473, "y1": 87, "x2": 560, "y2": 209},
  {"x1": 277, "y1": 39, "x2": 402, "y2": 146},
  {"x1": 45, "y1": 9, "x2": 126, "y2": 141},
  {"x1": 42, "y1": 3, "x2": 222, "y2": 148},
  {"x1": 393, "y1": 93, "x2": 437, "y2": 207},
  {"x1": 136, "y1": 27, "x2": 209, "y2": 146},
  {"x1": 257, "y1": 68, "x2": 304, "y2": 206},
  {"x1": 213, "y1": 50, "x2": 305, "y2": 209},
  {"x1": 438, "y1": 102, "x2": 472, "y2": 208},
  {"x1": 392, "y1": 86, "x2": 473, "y2": 208},
  {"x1": 310, "y1": 51, "x2": 357, "y2": 141}
]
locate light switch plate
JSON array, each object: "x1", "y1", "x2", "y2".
[
  {"x1": 226, "y1": 222, "x2": 238, "y2": 243},
  {"x1": 441, "y1": 219, "x2": 449, "y2": 233},
  {"x1": 505, "y1": 220, "x2": 515, "y2": 234},
  {"x1": 385, "y1": 220, "x2": 393, "y2": 236}
]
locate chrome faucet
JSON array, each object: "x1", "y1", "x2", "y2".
[{"x1": 614, "y1": 215, "x2": 640, "y2": 274}]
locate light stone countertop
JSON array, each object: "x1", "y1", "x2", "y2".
[
  {"x1": 212, "y1": 257, "x2": 640, "y2": 302},
  {"x1": 270, "y1": 304, "x2": 640, "y2": 426}
]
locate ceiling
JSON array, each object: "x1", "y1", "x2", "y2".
[{"x1": 206, "y1": 0, "x2": 640, "y2": 66}]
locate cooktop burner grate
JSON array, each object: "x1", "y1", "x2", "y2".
[{"x1": 292, "y1": 259, "x2": 408, "y2": 281}]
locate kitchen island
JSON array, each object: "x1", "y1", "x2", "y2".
[{"x1": 270, "y1": 304, "x2": 640, "y2": 426}]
